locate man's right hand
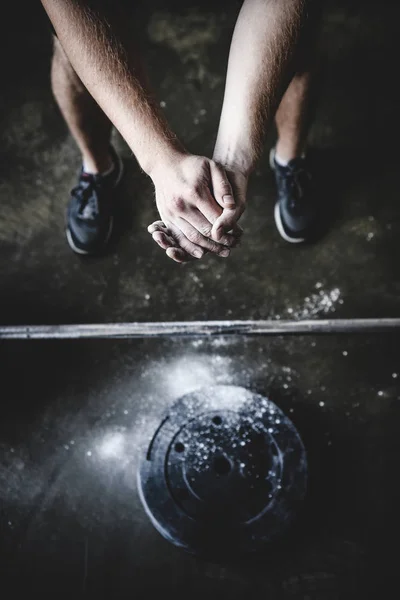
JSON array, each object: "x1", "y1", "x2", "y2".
[
  {"x1": 149, "y1": 153, "x2": 242, "y2": 261},
  {"x1": 148, "y1": 161, "x2": 248, "y2": 263}
]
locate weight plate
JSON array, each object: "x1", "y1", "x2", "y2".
[{"x1": 137, "y1": 385, "x2": 307, "y2": 555}]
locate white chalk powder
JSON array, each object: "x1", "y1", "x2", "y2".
[
  {"x1": 96, "y1": 431, "x2": 125, "y2": 460},
  {"x1": 274, "y1": 287, "x2": 342, "y2": 321},
  {"x1": 291, "y1": 287, "x2": 342, "y2": 320}
]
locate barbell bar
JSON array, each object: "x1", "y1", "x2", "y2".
[{"x1": 1, "y1": 318, "x2": 400, "y2": 339}]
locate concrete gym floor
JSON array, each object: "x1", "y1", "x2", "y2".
[{"x1": 1, "y1": 0, "x2": 400, "y2": 596}]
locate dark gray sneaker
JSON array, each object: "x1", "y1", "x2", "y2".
[
  {"x1": 270, "y1": 147, "x2": 317, "y2": 244},
  {"x1": 66, "y1": 145, "x2": 124, "y2": 255}
]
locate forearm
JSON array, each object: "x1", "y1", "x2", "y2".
[
  {"x1": 41, "y1": 0, "x2": 186, "y2": 175},
  {"x1": 213, "y1": 0, "x2": 306, "y2": 175}
]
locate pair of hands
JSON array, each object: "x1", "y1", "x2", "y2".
[{"x1": 147, "y1": 154, "x2": 248, "y2": 263}]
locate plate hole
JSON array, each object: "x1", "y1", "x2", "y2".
[
  {"x1": 174, "y1": 442, "x2": 185, "y2": 453},
  {"x1": 212, "y1": 415, "x2": 222, "y2": 426}
]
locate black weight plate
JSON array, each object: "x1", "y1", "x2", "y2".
[{"x1": 137, "y1": 385, "x2": 307, "y2": 555}]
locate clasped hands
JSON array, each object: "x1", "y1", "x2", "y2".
[{"x1": 147, "y1": 153, "x2": 248, "y2": 263}]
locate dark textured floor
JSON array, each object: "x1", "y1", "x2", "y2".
[{"x1": 1, "y1": 0, "x2": 400, "y2": 597}]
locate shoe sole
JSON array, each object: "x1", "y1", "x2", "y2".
[
  {"x1": 269, "y1": 147, "x2": 276, "y2": 171},
  {"x1": 66, "y1": 149, "x2": 124, "y2": 255},
  {"x1": 66, "y1": 217, "x2": 114, "y2": 255},
  {"x1": 274, "y1": 202, "x2": 305, "y2": 244}
]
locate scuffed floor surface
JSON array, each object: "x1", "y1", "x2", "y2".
[
  {"x1": 1, "y1": 335, "x2": 399, "y2": 596},
  {"x1": 1, "y1": 0, "x2": 400, "y2": 597},
  {"x1": 1, "y1": 0, "x2": 400, "y2": 325}
]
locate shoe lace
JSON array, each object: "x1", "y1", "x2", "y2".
[
  {"x1": 285, "y1": 165, "x2": 312, "y2": 211},
  {"x1": 71, "y1": 175, "x2": 101, "y2": 220}
]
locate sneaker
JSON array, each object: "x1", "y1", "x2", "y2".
[
  {"x1": 66, "y1": 145, "x2": 124, "y2": 255},
  {"x1": 270, "y1": 147, "x2": 317, "y2": 244}
]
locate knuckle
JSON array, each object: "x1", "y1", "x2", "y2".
[
  {"x1": 184, "y1": 242, "x2": 196, "y2": 254},
  {"x1": 217, "y1": 217, "x2": 230, "y2": 229},
  {"x1": 179, "y1": 236, "x2": 191, "y2": 249},
  {"x1": 220, "y1": 186, "x2": 232, "y2": 198},
  {"x1": 221, "y1": 235, "x2": 233, "y2": 246},
  {"x1": 171, "y1": 196, "x2": 186, "y2": 212},
  {"x1": 199, "y1": 225, "x2": 212, "y2": 237},
  {"x1": 187, "y1": 184, "x2": 202, "y2": 199},
  {"x1": 187, "y1": 231, "x2": 203, "y2": 245},
  {"x1": 196, "y1": 156, "x2": 208, "y2": 170},
  {"x1": 207, "y1": 241, "x2": 220, "y2": 253},
  {"x1": 193, "y1": 183, "x2": 204, "y2": 197},
  {"x1": 211, "y1": 161, "x2": 224, "y2": 175},
  {"x1": 175, "y1": 232, "x2": 185, "y2": 244}
]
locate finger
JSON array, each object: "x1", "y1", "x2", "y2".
[
  {"x1": 194, "y1": 184, "x2": 240, "y2": 241},
  {"x1": 150, "y1": 219, "x2": 207, "y2": 261},
  {"x1": 148, "y1": 220, "x2": 167, "y2": 235},
  {"x1": 148, "y1": 220, "x2": 194, "y2": 260},
  {"x1": 166, "y1": 222, "x2": 206, "y2": 260},
  {"x1": 152, "y1": 230, "x2": 176, "y2": 250},
  {"x1": 178, "y1": 218, "x2": 230, "y2": 257},
  {"x1": 149, "y1": 221, "x2": 183, "y2": 250},
  {"x1": 166, "y1": 247, "x2": 194, "y2": 263},
  {"x1": 209, "y1": 161, "x2": 235, "y2": 209},
  {"x1": 193, "y1": 187, "x2": 243, "y2": 245},
  {"x1": 153, "y1": 232, "x2": 195, "y2": 262},
  {"x1": 182, "y1": 208, "x2": 239, "y2": 247},
  {"x1": 212, "y1": 208, "x2": 243, "y2": 242},
  {"x1": 194, "y1": 187, "x2": 223, "y2": 225}
]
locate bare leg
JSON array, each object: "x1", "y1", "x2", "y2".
[
  {"x1": 274, "y1": 4, "x2": 321, "y2": 162},
  {"x1": 274, "y1": 70, "x2": 312, "y2": 161},
  {"x1": 51, "y1": 36, "x2": 113, "y2": 174}
]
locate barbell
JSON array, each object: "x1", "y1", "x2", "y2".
[{"x1": 0, "y1": 318, "x2": 400, "y2": 339}]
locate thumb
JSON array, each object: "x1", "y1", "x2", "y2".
[
  {"x1": 209, "y1": 161, "x2": 236, "y2": 209},
  {"x1": 211, "y1": 209, "x2": 240, "y2": 242}
]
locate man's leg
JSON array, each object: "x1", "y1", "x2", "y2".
[
  {"x1": 51, "y1": 36, "x2": 124, "y2": 255},
  {"x1": 51, "y1": 36, "x2": 113, "y2": 174},
  {"x1": 271, "y1": 67, "x2": 317, "y2": 244},
  {"x1": 274, "y1": 70, "x2": 312, "y2": 163},
  {"x1": 274, "y1": 0, "x2": 321, "y2": 163},
  {"x1": 270, "y1": 4, "x2": 321, "y2": 243}
]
